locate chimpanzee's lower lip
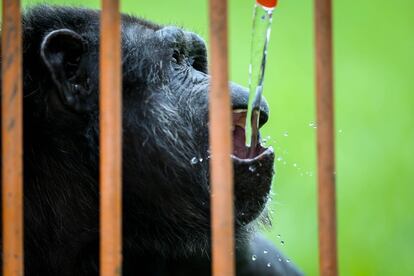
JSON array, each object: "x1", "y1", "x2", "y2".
[{"x1": 231, "y1": 146, "x2": 274, "y2": 164}]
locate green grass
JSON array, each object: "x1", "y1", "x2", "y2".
[{"x1": 20, "y1": 0, "x2": 414, "y2": 274}]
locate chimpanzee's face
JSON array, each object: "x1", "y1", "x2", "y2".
[
  {"x1": 29, "y1": 7, "x2": 274, "y2": 254},
  {"x1": 119, "y1": 24, "x2": 275, "y2": 226}
]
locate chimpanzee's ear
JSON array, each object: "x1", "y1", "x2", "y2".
[{"x1": 41, "y1": 29, "x2": 93, "y2": 112}]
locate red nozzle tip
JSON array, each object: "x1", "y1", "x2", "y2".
[{"x1": 256, "y1": 0, "x2": 278, "y2": 8}]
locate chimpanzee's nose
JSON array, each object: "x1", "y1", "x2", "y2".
[{"x1": 230, "y1": 83, "x2": 269, "y2": 127}]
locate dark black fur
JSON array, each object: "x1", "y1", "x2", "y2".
[{"x1": 0, "y1": 5, "x2": 302, "y2": 275}]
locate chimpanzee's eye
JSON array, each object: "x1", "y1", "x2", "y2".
[
  {"x1": 191, "y1": 55, "x2": 208, "y2": 73},
  {"x1": 172, "y1": 49, "x2": 181, "y2": 64}
]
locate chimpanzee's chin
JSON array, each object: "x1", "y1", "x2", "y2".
[{"x1": 233, "y1": 147, "x2": 275, "y2": 225}]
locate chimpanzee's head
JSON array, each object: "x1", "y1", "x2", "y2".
[{"x1": 22, "y1": 6, "x2": 275, "y2": 256}]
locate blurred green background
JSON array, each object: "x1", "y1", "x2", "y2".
[{"x1": 18, "y1": 0, "x2": 414, "y2": 275}]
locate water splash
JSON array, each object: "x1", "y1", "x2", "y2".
[
  {"x1": 190, "y1": 157, "x2": 198, "y2": 165},
  {"x1": 309, "y1": 121, "x2": 317, "y2": 128},
  {"x1": 245, "y1": 2, "x2": 276, "y2": 149}
]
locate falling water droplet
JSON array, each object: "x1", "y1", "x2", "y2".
[
  {"x1": 283, "y1": 131, "x2": 289, "y2": 137},
  {"x1": 278, "y1": 257, "x2": 282, "y2": 262},
  {"x1": 190, "y1": 157, "x2": 198, "y2": 165},
  {"x1": 286, "y1": 259, "x2": 291, "y2": 263},
  {"x1": 249, "y1": 165, "x2": 256, "y2": 172},
  {"x1": 263, "y1": 250, "x2": 268, "y2": 254},
  {"x1": 267, "y1": 263, "x2": 272, "y2": 268},
  {"x1": 276, "y1": 234, "x2": 281, "y2": 239},
  {"x1": 262, "y1": 135, "x2": 271, "y2": 146},
  {"x1": 252, "y1": 255, "x2": 257, "y2": 261},
  {"x1": 293, "y1": 163, "x2": 297, "y2": 167},
  {"x1": 199, "y1": 158, "x2": 203, "y2": 163},
  {"x1": 339, "y1": 129, "x2": 343, "y2": 134},
  {"x1": 309, "y1": 121, "x2": 317, "y2": 128},
  {"x1": 277, "y1": 156, "x2": 283, "y2": 162},
  {"x1": 280, "y1": 240, "x2": 285, "y2": 245}
]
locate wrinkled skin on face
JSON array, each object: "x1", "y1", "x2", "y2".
[{"x1": 0, "y1": 5, "x2": 302, "y2": 276}]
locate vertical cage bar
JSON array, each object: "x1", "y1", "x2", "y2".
[
  {"x1": 208, "y1": 0, "x2": 235, "y2": 275},
  {"x1": 1, "y1": 0, "x2": 24, "y2": 275},
  {"x1": 100, "y1": 0, "x2": 122, "y2": 275},
  {"x1": 314, "y1": 0, "x2": 338, "y2": 275}
]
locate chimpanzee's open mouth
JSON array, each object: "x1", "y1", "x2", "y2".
[
  {"x1": 231, "y1": 109, "x2": 273, "y2": 163},
  {"x1": 231, "y1": 109, "x2": 275, "y2": 224}
]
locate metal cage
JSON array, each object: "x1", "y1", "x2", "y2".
[{"x1": 1, "y1": 0, "x2": 337, "y2": 275}]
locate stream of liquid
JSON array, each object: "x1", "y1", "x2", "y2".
[{"x1": 245, "y1": 2, "x2": 275, "y2": 151}]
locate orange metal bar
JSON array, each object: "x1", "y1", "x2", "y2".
[
  {"x1": 315, "y1": 0, "x2": 338, "y2": 275},
  {"x1": 2, "y1": 0, "x2": 24, "y2": 275},
  {"x1": 99, "y1": 0, "x2": 123, "y2": 275},
  {"x1": 208, "y1": 0, "x2": 235, "y2": 275}
]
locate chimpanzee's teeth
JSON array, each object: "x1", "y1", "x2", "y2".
[
  {"x1": 235, "y1": 123, "x2": 246, "y2": 129},
  {"x1": 233, "y1": 110, "x2": 247, "y2": 129}
]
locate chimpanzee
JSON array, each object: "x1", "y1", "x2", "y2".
[{"x1": 0, "y1": 5, "x2": 302, "y2": 276}]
